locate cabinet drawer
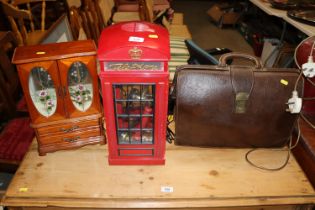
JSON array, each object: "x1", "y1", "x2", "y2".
[
  {"x1": 38, "y1": 127, "x2": 102, "y2": 145},
  {"x1": 37, "y1": 119, "x2": 100, "y2": 136}
]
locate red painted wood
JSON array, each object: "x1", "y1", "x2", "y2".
[{"x1": 98, "y1": 21, "x2": 169, "y2": 165}]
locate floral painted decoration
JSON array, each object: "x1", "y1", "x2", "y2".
[
  {"x1": 69, "y1": 83, "x2": 92, "y2": 110},
  {"x1": 68, "y1": 61, "x2": 93, "y2": 111},
  {"x1": 38, "y1": 89, "x2": 54, "y2": 113}
]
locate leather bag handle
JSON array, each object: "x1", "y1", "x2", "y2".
[{"x1": 219, "y1": 52, "x2": 263, "y2": 69}]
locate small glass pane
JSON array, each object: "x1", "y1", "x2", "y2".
[
  {"x1": 29, "y1": 67, "x2": 57, "y2": 117},
  {"x1": 114, "y1": 85, "x2": 127, "y2": 100},
  {"x1": 117, "y1": 117, "x2": 129, "y2": 129},
  {"x1": 142, "y1": 130, "x2": 153, "y2": 144},
  {"x1": 68, "y1": 61, "x2": 93, "y2": 112},
  {"x1": 115, "y1": 101, "x2": 126, "y2": 115},
  {"x1": 141, "y1": 86, "x2": 153, "y2": 100},
  {"x1": 142, "y1": 101, "x2": 153, "y2": 114},
  {"x1": 118, "y1": 131, "x2": 129, "y2": 144},
  {"x1": 141, "y1": 117, "x2": 153, "y2": 128},
  {"x1": 131, "y1": 131, "x2": 141, "y2": 144},
  {"x1": 129, "y1": 116, "x2": 141, "y2": 129}
]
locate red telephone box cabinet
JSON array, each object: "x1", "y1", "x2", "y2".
[{"x1": 98, "y1": 21, "x2": 170, "y2": 165}]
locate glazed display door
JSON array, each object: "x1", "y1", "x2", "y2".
[
  {"x1": 113, "y1": 84, "x2": 155, "y2": 156},
  {"x1": 17, "y1": 61, "x2": 66, "y2": 124},
  {"x1": 58, "y1": 56, "x2": 100, "y2": 118}
]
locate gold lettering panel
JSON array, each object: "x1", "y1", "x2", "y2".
[{"x1": 105, "y1": 62, "x2": 163, "y2": 71}]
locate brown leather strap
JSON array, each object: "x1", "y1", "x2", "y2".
[
  {"x1": 230, "y1": 66, "x2": 254, "y2": 114},
  {"x1": 219, "y1": 52, "x2": 262, "y2": 69}
]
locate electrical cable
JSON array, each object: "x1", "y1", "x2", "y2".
[
  {"x1": 246, "y1": 38, "x2": 312, "y2": 170},
  {"x1": 245, "y1": 147, "x2": 291, "y2": 171},
  {"x1": 301, "y1": 113, "x2": 315, "y2": 130},
  {"x1": 310, "y1": 40, "x2": 315, "y2": 59},
  {"x1": 246, "y1": 43, "x2": 306, "y2": 170},
  {"x1": 305, "y1": 77, "x2": 315, "y2": 87},
  {"x1": 302, "y1": 97, "x2": 315, "y2": 100},
  {"x1": 292, "y1": 36, "x2": 315, "y2": 130},
  {"x1": 294, "y1": 36, "x2": 315, "y2": 87},
  {"x1": 245, "y1": 120, "x2": 301, "y2": 171},
  {"x1": 294, "y1": 36, "x2": 310, "y2": 69},
  {"x1": 294, "y1": 70, "x2": 304, "y2": 91}
]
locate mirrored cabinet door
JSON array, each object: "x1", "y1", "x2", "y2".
[
  {"x1": 67, "y1": 61, "x2": 93, "y2": 112},
  {"x1": 17, "y1": 61, "x2": 66, "y2": 124},
  {"x1": 29, "y1": 66, "x2": 57, "y2": 117},
  {"x1": 58, "y1": 56, "x2": 101, "y2": 118}
]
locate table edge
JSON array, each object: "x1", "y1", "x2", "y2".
[{"x1": 2, "y1": 195, "x2": 315, "y2": 208}]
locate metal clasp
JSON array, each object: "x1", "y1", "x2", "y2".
[{"x1": 235, "y1": 92, "x2": 249, "y2": 114}]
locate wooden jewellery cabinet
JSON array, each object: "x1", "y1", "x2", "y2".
[{"x1": 12, "y1": 40, "x2": 104, "y2": 155}]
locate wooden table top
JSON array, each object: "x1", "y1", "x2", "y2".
[{"x1": 2, "y1": 137, "x2": 315, "y2": 209}]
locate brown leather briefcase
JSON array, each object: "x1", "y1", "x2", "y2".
[{"x1": 172, "y1": 53, "x2": 303, "y2": 148}]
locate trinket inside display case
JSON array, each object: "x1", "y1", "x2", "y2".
[{"x1": 98, "y1": 21, "x2": 170, "y2": 165}]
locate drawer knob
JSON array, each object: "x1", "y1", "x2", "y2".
[
  {"x1": 60, "y1": 125, "x2": 79, "y2": 133},
  {"x1": 63, "y1": 136, "x2": 80, "y2": 143}
]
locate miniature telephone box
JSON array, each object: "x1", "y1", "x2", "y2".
[{"x1": 98, "y1": 21, "x2": 170, "y2": 165}]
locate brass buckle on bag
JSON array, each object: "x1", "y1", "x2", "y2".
[
  {"x1": 235, "y1": 92, "x2": 249, "y2": 114},
  {"x1": 230, "y1": 66, "x2": 254, "y2": 114}
]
